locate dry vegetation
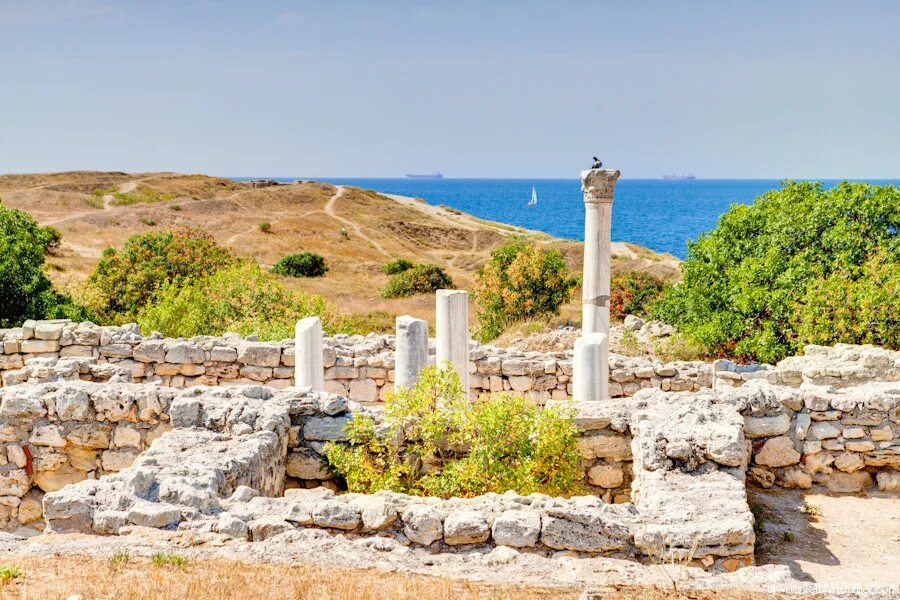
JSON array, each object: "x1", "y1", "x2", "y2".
[
  {"x1": 0, "y1": 555, "x2": 818, "y2": 600},
  {"x1": 0, "y1": 171, "x2": 680, "y2": 331}
]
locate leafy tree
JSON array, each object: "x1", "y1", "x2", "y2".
[
  {"x1": 324, "y1": 366, "x2": 583, "y2": 498},
  {"x1": 382, "y1": 258, "x2": 414, "y2": 275},
  {"x1": 609, "y1": 271, "x2": 667, "y2": 320},
  {"x1": 653, "y1": 181, "x2": 900, "y2": 363},
  {"x1": 272, "y1": 252, "x2": 328, "y2": 278},
  {"x1": 138, "y1": 262, "x2": 344, "y2": 340},
  {"x1": 473, "y1": 241, "x2": 577, "y2": 341},
  {"x1": 382, "y1": 264, "x2": 453, "y2": 298},
  {"x1": 86, "y1": 227, "x2": 238, "y2": 321},
  {"x1": 0, "y1": 204, "x2": 86, "y2": 326}
]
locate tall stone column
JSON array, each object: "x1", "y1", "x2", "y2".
[
  {"x1": 576, "y1": 168, "x2": 620, "y2": 402},
  {"x1": 395, "y1": 315, "x2": 429, "y2": 389},
  {"x1": 581, "y1": 168, "x2": 620, "y2": 334},
  {"x1": 572, "y1": 332, "x2": 609, "y2": 403},
  {"x1": 435, "y1": 289, "x2": 469, "y2": 391},
  {"x1": 295, "y1": 316, "x2": 325, "y2": 391}
]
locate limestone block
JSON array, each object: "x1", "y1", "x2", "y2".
[
  {"x1": 841, "y1": 426, "x2": 866, "y2": 439},
  {"x1": 180, "y1": 364, "x2": 206, "y2": 377},
  {"x1": 285, "y1": 449, "x2": 329, "y2": 479},
  {"x1": 779, "y1": 467, "x2": 812, "y2": 489},
  {"x1": 303, "y1": 417, "x2": 350, "y2": 441},
  {"x1": 325, "y1": 366, "x2": 358, "y2": 379},
  {"x1": 0, "y1": 354, "x2": 24, "y2": 370},
  {"x1": 578, "y1": 432, "x2": 632, "y2": 461},
  {"x1": 540, "y1": 510, "x2": 628, "y2": 553},
  {"x1": 0, "y1": 470, "x2": 29, "y2": 497},
  {"x1": 845, "y1": 440, "x2": 875, "y2": 452},
  {"x1": 54, "y1": 387, "x2": 92, "y2": 421},
  {"x1": 153, "y1": 363, "x2": 182, "y2": 376},
  {"x1": 743, "y1": 413, "x2": 791, "y2": 439},
  {"x1": 587, "y1": 464, "x2": 625, "y2": 488},
  {"x1": 508, "y1": 376, "x2": 533, "y2": 392},
  {"x1": 754, "y1": 436, "x2": 800, "y2": 467},
  {"x1": 350, "y1": 497, "x2": 398, "y2": 532},
  {"x1": 491, "y1": 510, "x2": 541, "y2": 548},
  {"x1": 803, "y1": 440, "x2": 822, "y2": 454},
  {"x1": 217, "y1": 513, "x2": 249, "y2": 539},
  {"x1": 127, "y1": 502, "x2": 182, "y2": 528},
  {"x1": 30, "y1": 425, "x2": 66, "y2": 447},
  {"x1": 113, "y1": 426, "x2": 142, "y2": 449},
  {"x1": 501, "y1": 359, "x2": 528, "y2": 376},
  {"x1": 0, "y1": 388, "x2": 47, "y2": 419},
  {"x1": 871, "y1": 426, "x2": 894, "y2": 441},
  {"x1": 20, "y1": 339, "x2": 60, "y2": 354},
  {"x1": 101, "y1": 449, "x2": 139, "y2": 471},
  {"x1": 809, "y1": 422, "x2": 841, "y2": 440},
  {"x1": 818, "y1": 471, "x2": 872, "y2": 493},
  {"x1": 237, "y1": 343, "x2": 281, "y2": 368},
  {"x1": 91, "y1": 388, "x2": 134, "y2": 421},
  {"x1": 312, "y1": 500, "x2": 360, "y2": 530},
  {"x1": 239, "y1": 365, "x2": 272, "y2": 381},
  {"x1": 792, "y1": 413, "x2": 811, "y2": 440},
  {"x1": 6, "y1": 445, "x2": 27, "y2": 469},
  {"x1": 133, "y1": 341, "x2": 166, "y2": 363},
  {"x1": 99, "y1": 344, "x2": 133, "y2": 358},
  {"x1": 402, "y1": 505, "x2": 442, "y2": 545},
  {"x1": 67, "y1": 447, "x2": 99, "y2": 471},
  {"x1": 349, "y1": 378, "x2": 378, "y2": 403},
  {"x1": 444, "y1": 509, "x2": 490, "y2": 545},
  {"x1": 164, "y1": 342, "x2": 205, "y2": 364},
  {"x1": 876, "y1": 470, "x2": 900, "y2": 492},
  {"x1": 34, "y1": 467, "x2": 88, "y2": 493},
  {"x1": 833, "y1": 451, "x2": 865, "y2": 473},
  {"x1": 250, "y1": 516, "x2": 293, "y2": 541},
  {"x1": 209, "y1": 346, "x2": 238, "y2": 363},
  {"x1": 16, "y1": 491, "x2": 42, "y2": 524},
  {"x1": 324, "y1": 380, "x2": 347, "y2": 396},
  {"x1": 66, "y1": 425, "x2": 110, "y2": 449}
]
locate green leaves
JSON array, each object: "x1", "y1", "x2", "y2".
[
  {"x1": 653, "y1": 181, "x2": 900, "y2": 362},
  {"x1": 325, "y1": 367, "x2": 584, "y2": 498}
]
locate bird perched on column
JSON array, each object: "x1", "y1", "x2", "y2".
[{"x1": 591, "y1": 157, "x2": 603, "y2": 169}]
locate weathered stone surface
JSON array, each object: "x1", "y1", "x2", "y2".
[
  {"x1": 402, "y1": 505, "x2": 442, "y2": 545},
  {"x1": 237, "y1": 343, "x2": 281, "y2": 367},
  {"x1": 285, "y1": 449, "x2": 329, "y2": 479},
  {"x1": 754, "y1": 436, "x2": 801, "y2": 468},
  {"x1": 351, "y1": 497, "x2": 398, "y2": 531},
  {"x1": 312, "y1": 500, "x2": 360, "y2": 530},
  {"x1": 876, "y1": 470, "x2": 900, "y2": 492},
  {"x1": 127, "y1": 502, "x2": 182, "y2": 528},
  {"x1": 743, "y1": 413, "x2": 791, "y2": 439},
  {"x1": 443, "y1": 509, "x2": 490, "y2": 545},
  {"x1": 491, "y1": 510, "x2": 541, "y2": 548},
  {"x1": 302, "y1": 417, "x2": 350, "y2": 441},
  {"x1": 578, "y1": 432, "x2": 631, "y2": 461},
  {"x1": 818, "y1": 471, "x2": 872, "y2": 493},
  {"x1": 587, "y1": 464, "x2": 625, "y2": 488},
  {"x1": 540, "y1": 506, "x2": 630, "y2": 552},
  {"x1": 250, "y1": 516, "x2": 294, "y2": 541}
]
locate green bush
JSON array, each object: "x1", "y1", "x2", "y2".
[
  {"x1": 473, "y1": 241, "x2": 577, "y2": 342},
  {"x1": 653, "y1": 181, "x2": 900, "y2": 363},
  {"x1": 382, "y1": 258, "x2": 414, "y2": 275},
  {"x1": 138, "y1": 262, "x2": 343, "y2": 340},
  {"x1": 324, "y1": 367, "x2": 584, "y2": 498},
  {"x1": 609, "y1": 271, "x2": 666, "y2": 320},
  {"x1": 382, "y1": 264, "x2": 453, "y2": 298},
  {"x1": 272, "y1": 252, "x2": 328, "y2": 278},
  {"x1": 0, "y1": 204, "x2": 86, "y2": 327},
  {"x1": 86, "y1": 227, "x2": 238, "y2": 322},
  {"x1": 258, "y1": 221, "x2": 272, "y2": 234}
]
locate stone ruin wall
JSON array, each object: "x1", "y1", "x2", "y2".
[
  {"x1": 0, "y1": 320, "x2": 714, "y2": 403},
  {"x1": 0, "y1": 320, "x2": 896, "y2": 572},
  {"x1": 19, "y1": 383, "x2": 757, "y2": 571}
]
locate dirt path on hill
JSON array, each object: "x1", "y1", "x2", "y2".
[{"x1": 325, "y1": 185, "x2": 389, "y2": 256}]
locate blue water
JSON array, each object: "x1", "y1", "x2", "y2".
[{"x1": 234, "y1": 178, "x2": 900, "y2": 259}]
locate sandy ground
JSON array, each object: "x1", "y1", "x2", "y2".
[{"x1": 750, "y1": 486, "x2": 900, "y2": 596}]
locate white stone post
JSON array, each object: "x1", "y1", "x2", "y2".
[
  {"x1": 395, "y1": 315, "x2": 429, "y2": 389},
  {"x1": 435, "y1": 289, "x2": 469, "y2": 391},
  {"x1": 581, "y1": 168, "x2": 620, "y2": 334},
  {"x1": 295, "y1": 316, "x2": 325, "y2": 391},
  {"x1": 576, "y1": 168, "x2": 619, "y2": 402},
  {"x1": 572, "y1": 332, "x2": 609, "y2": 403}
]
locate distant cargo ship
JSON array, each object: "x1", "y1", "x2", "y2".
[
  {"x1": 662, "y1": 173, "x2": 696, "y2": 180},
  {"x1": 406, "y1": 172, "x2": 443, "y2": 179}
]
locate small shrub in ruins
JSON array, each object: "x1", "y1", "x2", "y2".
[
  {"x1": 0, "y1": 566, "x2": 21, "y2": 583},
  {"x1": 151, "y1": 553, "x2": 187, "y2": 568},
  {"x1": 609, "y1": 271, "x2": 666, "y2": 320},
  {"x1": 258, "y1": 221, "x2": 272, "y2": 234},
  {"x1": 382, "y1": 257, "x2": 414, "y2": 275},
  {"x1": 272, "y1": 252, "x2": 328, "y2": 278},
  {"x1": 324, "y1": 366, "x2": 584, "y2": 498},
  {"x1": 381, "y1": 264, "x2": 453, "y2": 298}
]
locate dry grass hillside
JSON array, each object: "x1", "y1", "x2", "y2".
[{"x1": 0, "y1": 171, "x2": 680, "y2": 329}]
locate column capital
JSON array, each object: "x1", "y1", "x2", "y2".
[{"x1": 580, "y1": 168, "x2": 620, "y2": 204}]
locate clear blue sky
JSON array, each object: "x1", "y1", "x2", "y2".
[{"x1": 2, "y1": 0, "x2": 899, "y2": 178}]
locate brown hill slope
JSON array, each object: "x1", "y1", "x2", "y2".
[{"x1": 0, "y1": 171, "x2": 679, "y2": 327}]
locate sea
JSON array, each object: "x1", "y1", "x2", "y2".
[{"x1": 234, "y1": 178, "x2": 900, "y2": 259}]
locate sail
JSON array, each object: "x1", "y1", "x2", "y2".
[{"x1": 528, "y1": 186, "x2": 537, "y2": 206}]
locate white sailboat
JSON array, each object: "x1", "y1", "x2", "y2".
[{"x1": 528, "y1": 185, "x2": 538, "y2": 206}]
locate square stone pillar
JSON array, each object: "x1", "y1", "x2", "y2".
[
  {"x1": 435, "y1": 289, "x2": 469, "y2": 391},
  {"x1": 395, "y1": 315, "x2": 429, "y2": 389},
  {"x1": 295, "y1": 316, "x2": 325, "y2": 391}
]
